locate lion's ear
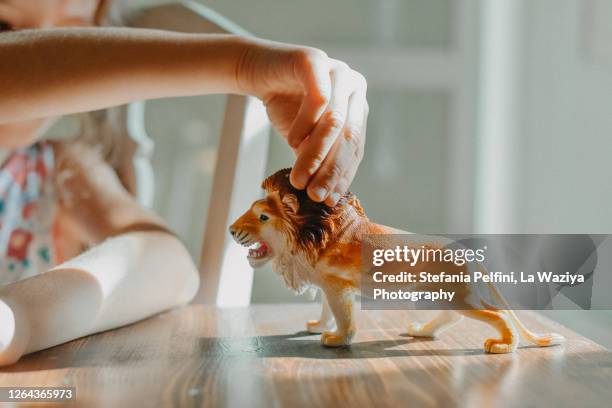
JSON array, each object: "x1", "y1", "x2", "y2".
[{"x1": 282, "y1": 194, "x2": 300, "y2": 214}]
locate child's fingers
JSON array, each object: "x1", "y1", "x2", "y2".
[
  {"x1": 286, "y1": 49, "x2": 332, "y2": 152},
  {"x1": 324, "y1": 171, "x2": 353, "y2": 207},
  {"x1": 306, "y1": 92, "x2": 368, "y2": 204},
  {"x1": 290, "y1": 63, "x2": 354, "y2": 190}
]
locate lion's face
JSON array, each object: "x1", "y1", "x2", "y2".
[
  {"x1": 229, "y1": 191, "x2": 299, "y2": 268},
  {"x1": 230, "y1": 168, "x2": 364, "y2": 268}
]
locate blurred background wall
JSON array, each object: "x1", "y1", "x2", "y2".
[{"x1": 47, "y1": 0, "x2": 612, "y2": 345}]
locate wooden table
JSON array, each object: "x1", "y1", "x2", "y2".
[{"x1": 1, "y1": 304, "x2": 610, "y2": 407}]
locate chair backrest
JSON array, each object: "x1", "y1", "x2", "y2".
[{"x1": 124, "y1": 1, "x2": 271, "y2": 306}]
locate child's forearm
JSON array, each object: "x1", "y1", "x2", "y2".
[
  {"x1": 0, "y1": 231, "x2": 199, "y2": 366},
  {"x1": 0, "y1": 28, "x2": 250, "y2": 123}
]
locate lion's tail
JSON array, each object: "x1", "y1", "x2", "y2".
[{"x1": 484, "y1": 282, "x2": 565, "y2": 347}]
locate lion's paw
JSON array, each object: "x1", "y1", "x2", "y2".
[
  {"x1": 306, "y1": 319, "x2": 334, "y2": 334},
  {"x1": 484, "y1": 338, "x2": 517, "y2": 354},
  {"x1": 321, "y1": 331, "x2": 352, "y2": 347}
]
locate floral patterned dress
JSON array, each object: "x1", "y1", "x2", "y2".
[{"x1": 0, "y1": 142, "x2": 57, "y2": 285}]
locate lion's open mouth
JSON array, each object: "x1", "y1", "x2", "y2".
[
  {"x1": 248, "y1": 241, "x2": 270, "y2": 260},
  {"x1": 231, "y1": 230, "x2": 274, "y2": 267},
  {"x1": 244, "y1": 240, "x2": 273, "y2": 268}
]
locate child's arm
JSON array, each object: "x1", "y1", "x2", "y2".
[
  {"x1": 0, "y1": 28, "x2": 368, "y2": 205},
  {"x1": 0, "y1": 29, "x2": 246, "y2": 122},
  {"x1": 0, "y1": 230, "x2": 199, "y2": 366}
]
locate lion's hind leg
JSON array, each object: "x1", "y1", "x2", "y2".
[
  {"x1": 482, "y1": 283, "x2": 564, "y2": 348},
  {"x1": 458, "y1": 309, "x2": 519, "y2": 354},
  {"x1": 406, "y1": 310, "x2": 463, "y2": 339}
]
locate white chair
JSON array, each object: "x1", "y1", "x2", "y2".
[{"x1": 122, "y1": 1, "x2": 271, "y2": 306}]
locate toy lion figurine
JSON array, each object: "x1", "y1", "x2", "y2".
[{"x1": 230, "y1": 168, "x2": 564, "y2": 353}]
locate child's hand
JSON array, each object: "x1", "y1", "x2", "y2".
[{"x1": 236, "y1": 40, "x2": 368, "y2": 206}]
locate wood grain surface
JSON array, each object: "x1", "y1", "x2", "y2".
[{"x1": 0, "y1": 304, "x2": 610, "y2": 408}]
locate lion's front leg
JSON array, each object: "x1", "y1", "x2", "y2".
[
  {"x1": 306, "y1": 290, "x2": 336, "y2": 334},
  {"x1": 319, "y1": 283, "x2": 355, "y2": 347}
]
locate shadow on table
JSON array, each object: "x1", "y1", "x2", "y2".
[
  {"x1": 194, "y1": 331, "x2": 487, "y2": 359},
  {"x1": 195, "y1": 331, "x2": 567, "y2": 360}
]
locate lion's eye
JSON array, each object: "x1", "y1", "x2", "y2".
[{"x1": 259, "y1": 214, "x2": 269, "y2": 221}]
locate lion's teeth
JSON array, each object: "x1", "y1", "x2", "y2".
[{"x1": 248, "y1": 241, "x2": 268, "y2": 259}]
